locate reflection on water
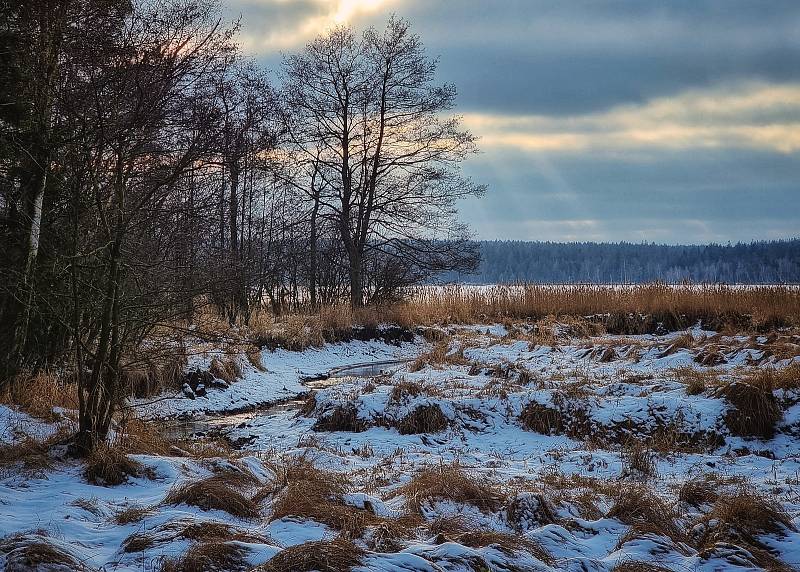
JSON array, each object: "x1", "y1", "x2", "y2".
[{"x1": 163, "y1": 358, "x2": 411, "y2": 442}]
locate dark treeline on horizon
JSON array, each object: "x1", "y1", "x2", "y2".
[{"x1": 440, "y1": 239, "x2": 800, "y2": 284}]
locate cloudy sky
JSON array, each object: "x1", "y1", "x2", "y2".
[{"x1": 223, "y1": 0, "x2": 800, "y2": 244}]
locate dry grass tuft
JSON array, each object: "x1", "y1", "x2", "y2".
[
  {"x1": 0, "y1": 371, "x2": 78, "y2": 420},
  {"x1": 164, "y1": 476, "x2": 259, "y2": 518},
  {"x1": 621, "y1": 440, "x2": 657, "y2": 479},
  {"x1": 209, "y1": 357, "x2": 242, "y2": 383},
  {"x1": 389, "y1": 380, "x2": 426, "y2": 403},
  {"x1": 245, "y1": 347, "x2": 266, "y2": 371},
  {"x1": 720, "y1": 376, "x2": 782, "y2": 439},
  {"x1": 0, "y1": 437, "x2": 54, "y2": 475},
  {"x1": 84, "y1": 444, "x2": 150, "y2": 486},
  {"x1": 678, "y1": 478, "x2": 719, "y2": 507},
  {"x1": 121, "y1": 353, "x2": 187, "y2": 398},
  {"x1": 396, "y1": 404, "x2": 449, "y2": 435},
  {"x1": 457, "y1": 530, "x2": 551, "y2": 562},
  {"x1": 0, "y1": 532, "x2": 94, "y2": 571},
  {"x1": 612, "y1": 561, "x2": 673, "y2": 572},
  {"x1": 519, "y1": 402, "x2": 566, "y2": 436},
  {"x1": 113, "y1": 504, "x2": 153, "y2": 525},
  {"x1": 694, "y1": 488, "x2": 796, "y2": 570},
  {"x1": 254, "y1": 537, "x2": 364, "y2": 572},
  {"x1": 704, "y1": 488, "x2": 796, "y2": 544},
  {"x1": 673, "y1": 366, "x2": 720, "y2": 396},
  {"x1": 264, "y1": 457, "x2": 408, "y2": 538},
  {"x1": 607, "y1": 484, "x2": 685, "y2": 545},
  {"x1": 160, "y1": 541, "x2": 249, "y2": 572},
  {"x1": 398, "y1": 463, "x2": 505, "y2": 513},
  {"x1": 312, "y1": 405, "x2": 366, "y2": 433},
  {"x1": 408, "y1": 340, "x2": 468, "y2": 372},
  {"x1": 519, "y1": 398, "x2": 592, "y2": 439}
]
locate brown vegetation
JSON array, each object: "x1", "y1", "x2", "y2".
[
  {"x1": 254, "y1": 538, "x2": 364, "y2": 572},
  {"x1": 312, "y1": 405, "x2": 367, "y2": 433},
  {"x1": 396, "y1": 404, "x2": 449, "y2": 434},
  {"x1": 0, "y1": 532, "x2": 94, "y2": 571},
  {"x1": 398, "y1": 463, "x2": 505, "y2": 513},
  {"x1": 0, "y1": 372, "x2": 78, "y2": 420},
  {"x1": 164, "y1": 476, "x2": 260, "y2": 518},
  {"x1": 84, "y1": 444, "x2": 150, "y2": 486},
  {"x1": 721, "y1": 377, "x2": 783, "y2": 439},
  {"x1": 265, "y1": 457, "x2": 420, "y2": 540},
  {"x1": 160, "y1": 541, "x2": 249, "y2": 572}
]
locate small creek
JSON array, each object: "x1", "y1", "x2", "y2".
[{"x1": 162, "y1": 358, "x2": 412, "y2": 443}]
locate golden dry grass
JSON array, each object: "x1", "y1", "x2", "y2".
[
  {"x1": 0, "y1": 372, "x2": 78, "y2": 421},
  {"x1": 0, "y1": 533, "x2": 94, "y2": 571},
  {"x1": 254, "y1": 537, "x2": 364, "y2": 572},
  {"x1": 264, "y1": 457, "x2": 421, "y2": 539},
  {"x1": 83, "y1": 444, "x2": 151, "y2": 486},
  {"x1": 396, "y1": 404, "x2": 449, "y2": 435},
  {"x1": 397, "y1": 463, "x2": 505, "y2": 513},
  {"x1": 164, "y1": 476, "x2": 260, "y2": 518},
  {"x1": 397, "y1": 283, "x2": 800, "y2": 331},
  {"x1": 160, "y1": 541, "x2": 249, "y2": 572}
]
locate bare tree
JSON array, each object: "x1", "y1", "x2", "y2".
[{"x1": 283, "y1": 17, "x2": 483, "y2": 306}]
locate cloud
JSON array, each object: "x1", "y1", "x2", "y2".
[
  {"x1": 231, "y1": 0, "x2": 399, "y2": 52},
  {"x1": 463, "y1": 82, "x2": 800, "y2": 154}
]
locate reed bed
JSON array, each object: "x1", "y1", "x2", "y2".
[{"x1": 390, "y1": 283, "x2": 800, "y2": 331}]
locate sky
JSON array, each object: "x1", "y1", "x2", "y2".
[{"x1": 223, "y1": 0, "x2": 800, "y2": 244}]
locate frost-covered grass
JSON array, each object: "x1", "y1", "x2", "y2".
[{"x1": 1, "y1": 322, "x2": 800, "y2": 571}]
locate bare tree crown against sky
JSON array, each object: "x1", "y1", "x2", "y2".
[{"x1": 224, "y1": 0, "x2": 800, "y2": 244}]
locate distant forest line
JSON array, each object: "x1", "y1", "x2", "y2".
[{"x1": 439, "y1": 239, "x2": 800, "y2": 284}]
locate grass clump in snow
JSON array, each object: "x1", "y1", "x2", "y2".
[
  {"x1": 84, "y1": 444, "x2": 151, "y2": 486},
  {"x1": 0, "y1": 532, "x2": 94, "y2": 571},
  {"x1": 407, "y1": 340, "x2": 469, "y2": 372},
  {"x1": 209, "y1": 357, "x2": 242, "y2": 384},
  {"x1": 701, "y1": 488, "x2": 796, "y2": 546},
  {"x1": 264, "y1": 457, "x2": 419, "y2": 540},
  {"x1": 677, "y1": 478, "x2": 719, "y2": 507},
  {"x1": 160, "y1": 541, "x2": 250, "y2": 572},
  {"x1": 254, "y1": 537, "x2": 364, "y2": 572},
  {"x1": 428, "y1": 516, "x2": 552, "y2": 563},
  {"x1": 396, "y1": 404, "x2": 449, "y2": 435},
  {"x1": 607, "y1": 484, "x2": 687, "y2": 546},
  {"x1": 612, "y1": 562, "x2": 674, "y2": 572},
  {"x1": 398, "y1": 462, "x2": 505, "y2": 514},
  {"x1": 720, "y1": 376, "x2": 782, "y2": 439},
  {"x1": 164, "y1": 476, "x2": 260, "y2": 518},
  {"x1": 312, "y1": 404, "x2": 366, "y2": 433}
]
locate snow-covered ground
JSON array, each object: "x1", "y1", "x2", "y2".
[{"x1": 2, "y1": 324, "x2": 799, "y2": 571}]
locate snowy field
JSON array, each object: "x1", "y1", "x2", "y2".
[{"x1": 1, "y1": 322, "x2": 800, "y2": 571}]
